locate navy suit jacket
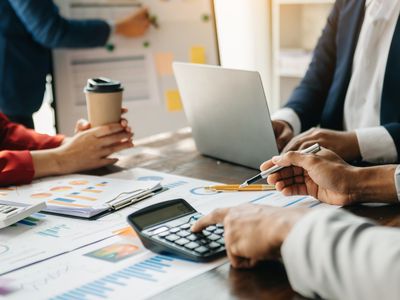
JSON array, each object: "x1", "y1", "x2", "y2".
[
  {"x1": 0, "y1": 0, "x2": 111, "y2": 116},
  {"x1": 285, "y1": 0, "x2": 400, "y2": 160}
]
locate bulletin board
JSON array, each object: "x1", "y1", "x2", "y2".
[{"x1": 53, "y1": 0, "x2": 219, "y2": 137}]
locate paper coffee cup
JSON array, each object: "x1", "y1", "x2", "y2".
[{"x1": 84, "y1": 78, "x2": 124, "y2": 127}]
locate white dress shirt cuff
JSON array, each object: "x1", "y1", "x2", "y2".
[
  {"x1": 395, "y1": 165, "x2": 400, "y2": 202},
  {"x1": 271, "y1": 108, "x2": 301, "y2": 136},
  {"x1": 355, "y1": 126, "x2": 398, "y2": 164}
]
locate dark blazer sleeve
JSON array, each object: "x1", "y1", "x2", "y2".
[
  {"x1": 7, "y1": 0, "x2": 111, "y2": 48},
  {"x1": 284, "y1": 1, "x2": 341, "y2": 132}
]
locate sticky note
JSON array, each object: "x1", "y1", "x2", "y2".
[
  {"x1": 190, "y1": 46, "x2": 206, "y2": 64},
  {"x1": 166, "y1": 90, "x2": 183, "y2": 112},
  {"x1": 155, "y1": 52, "x2": 174, "y2": 76}
]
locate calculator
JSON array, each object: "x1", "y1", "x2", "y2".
[
  {"x1": 127, "y1": 199, "x2": 225, "y2": 262},
  {"x1": 0, "y1": 201, "x2": 46, "y2": 229}
]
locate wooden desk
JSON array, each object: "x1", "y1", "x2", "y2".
[{"x1": 113, "y1": 128, "x2": 400, "y2": 300}]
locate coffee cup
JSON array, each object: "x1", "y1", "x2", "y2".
[{"x1": 84, "y1": 78, "x2": 124, "y2": 127}]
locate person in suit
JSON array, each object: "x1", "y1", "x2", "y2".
[
  {"x1": 0, "y1": 0, "x2": 150, "y2": 128},
  {"x1": 272, "y1": 0, "x2": 400, "y2": 165},
  {"x1": 192, "y1": 148, "x2": 400, "y2": 299},
  {"x1": 0, "y1": 112, "x2": 133, "y2": 186}
]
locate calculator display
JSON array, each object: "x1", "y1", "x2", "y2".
[{"x1": 130, "y1": 202, "x2": 195, "y2": 230}]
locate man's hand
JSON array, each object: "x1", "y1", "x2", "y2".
[
  {"x1": 282, "y1": 128, "x2": 361, "y2": 161},
  {"x1": 191, "y1": 204, "x2": 308, "y2": 269},
  {"x1": 115, "y1": 7, "x2": 151, "y2": 38},
  {"x1": 272, "y1": 120, "x2": 294, "y2": 152}
]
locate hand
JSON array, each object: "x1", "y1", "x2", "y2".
[
  {"x1": 74, "y1": 108, "x2": 132, "y2": 133},
  {"x1": 272, "y1": 120, "x2": 294, "y2": 152},
  {"x1": 115, "y1": 7, "x2": 151, "y2": 38},
  {"x1": 282, "y1": 128, "x2": 360, "y2": 161},
  {"x1": 262, "y1": 148, "x2": 357, "y2": 205},
  {"x1": 32, "y1": 123, "x2": 134, "y2": 178},
  {"x1": 191, "y1": 204, "x2": 308, "y2": 269}
]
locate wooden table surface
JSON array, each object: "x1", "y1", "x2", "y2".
[{"x1": 112, "y1": 128, "x2": 400, "y2": 300}]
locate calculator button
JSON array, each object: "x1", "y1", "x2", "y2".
[
  {"x1": 180, "y1": 223, "x2": 191, "y2": 230},
  {"x1": 199, "y1": 239, "x2": 208, "y2": 245},
  {"x1": 177, "y1": 230, "x2": 191, "y2": 237},
  {"x1": 169, "y1": 228, "x2": 180, "y2": 234},
  {"x1": 217, "y1": 238, "x2": 225, "y2": 245},
  {"x1": 202, "y1": 230, "x2": 211, "y2": 236},
  {"x1": 206, "y1": 225, "x2": 217, "y2": 232},
  {"x1": 214, "y1": 229, "x2": 224, "y2": 235},
  {"x1": 194, "y1": 246, "x2": 209, "y2": 254},
  {"x1": 187, "y1": 234, "x2": 198, "y2": 241},
  {"x1": 151, "y1": 226, "x2": 169, "y2": 236},
  {"x1": 208, "y1": 242, "x2": 220, "y2": 249},
  {"x1": 158, "y1": 231, "x2": 169, "y2": 238},
  {"x1": 208, "y1": 234, "x2": 220, "y2": 241},
  {"x1": 184, "y1": 242, "x2": 200, "y2": 250},
  {"x1": 175, "y1": 238, "x2": 190, "y2": 246},
  {"x1": 216, "y1": 224, "x2": 224, "y2": 229},
  {"x1": 165, "y1": 234, "x2": 180, "y2": 242}
]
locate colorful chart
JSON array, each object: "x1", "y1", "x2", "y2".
[
  {"x1": 190, "y1": 187, "x2": 219, "y2": 196},
  {"x1": 52, "y1": 255, "x2": 175, "y2": 299},
  {"x1": 30, "y1": 192, "x2": 52, "y2": 199},
  {"x1": 85, "y1": 243, "x2": 142, "y2": 263},
  {"x1": 50, "y1": 186, "x2": 73, "y2": 192},
  {"x1": 82, "y1": 187, "x2": 102, "y2": 194},
  {"x1": 69, "y1": 180, "x2": 89, "y2": 186},
  {"x1": 67, "y1": 193, "x2": 97, "y2": 201},
  {"x1": 17, "y1": 213, "x2": 46, "y2": 227},
  {"x1": 138, "y1": 176, "x2": 164, "y2": 182},
  {"x1": 95, "y1": 182, "x2": 109, "y2": 187}
]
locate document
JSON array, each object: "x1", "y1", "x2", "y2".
[
  {"x1": 4, "y1": 234, "x2": 226, "y2": 300},
  {"x1": 0, "y1": 174, "x2": 161, "y2": 218}
]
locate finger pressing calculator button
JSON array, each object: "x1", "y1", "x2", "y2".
[
  {"x1": 175, "y1": 238, "x2": 190, "y2": 246},
  {"x1": 177, "y1": 230, "x2": 191, "y2": 237},
  {"x1": 180, "y1": 223, "x2": 191, "y2": 230},
  {"x1": 166, "y1": 234, "x2": 180, "y2": 242},
  {"x1": 184, "y1": 242, "x2": 200, "y2": 250},
  {"x1": 217, "y1": 238, "x2": 225, "y2": 245},
  {"x1": 206, "y1": 225, "x2": 217, "y2": 232},
  {"x1": 208, "y1": 234, "x2": 220, "y2": 241},
  {"x1": 169, "y1": 228, "x2": 180, "y2": 234},
  {"x1": 208, "y1": 242, "x2": 220, "y2": 249},
  {"x1": 194, "y1": 246, "x2": 208, "y2": 254}
]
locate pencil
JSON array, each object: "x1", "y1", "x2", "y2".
[{"x1": 205, "y1": 184, "x2": 275, "y2": 192}]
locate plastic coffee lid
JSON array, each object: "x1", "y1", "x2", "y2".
[{"x1": 84, "y1": 77, "x2": 124, "y2": 93}]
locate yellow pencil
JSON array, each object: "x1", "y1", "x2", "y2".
[{"x1": 205, "y1": 184, "x2": 275, "y2": 192}]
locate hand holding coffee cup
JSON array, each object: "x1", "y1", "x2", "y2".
[{"x1": 84, "y1": 78, "x2": 124, "y2": 127}]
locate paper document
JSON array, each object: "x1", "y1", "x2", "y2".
[{"x1": 0, "y1": 175, "x2": 161, "y2": 218}]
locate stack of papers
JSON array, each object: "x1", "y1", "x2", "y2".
[{"x1": 0, "y1": 175, "x2": 161, "y2": 218}]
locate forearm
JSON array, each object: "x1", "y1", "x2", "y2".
[
  {"x1": 31, "y1": 149, "x2": 62, "y2": 179},
  {"x1": 282, "y1": 209, "x2": 400, "y2": 300},
  {"x1": 352, "y1": 165, "x2": 398, "y2": 203}
]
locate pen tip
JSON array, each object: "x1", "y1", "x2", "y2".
[{"x1": 239, "y1": 183, "x2": 247, "y2": 188}]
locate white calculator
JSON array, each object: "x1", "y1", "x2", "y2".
[{"x1": 0, "y1": 202, "x2": 46, "y2": 229}]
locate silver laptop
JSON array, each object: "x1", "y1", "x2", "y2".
[{"x1": 173, "y1": 63, "x2": 278, "y2": 169}]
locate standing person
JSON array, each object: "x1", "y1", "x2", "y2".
[
  {"x1": 0, "y1": 0, "x2": 151, "y2": 128},
  {"x1": 271, "y1": 0, "x2": 400, "y2": 165}
]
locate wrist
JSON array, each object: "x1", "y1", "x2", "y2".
[
  {"x1": 351, "y1": 166, "x2": 398, "y2": 203},
  {"x1": 31, "y1": 149, "x2": 63, "y2": 179}
]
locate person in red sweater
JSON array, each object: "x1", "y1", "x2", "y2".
[{"x1": 0, "y1": 113, "x2": 133, "y2": 186}]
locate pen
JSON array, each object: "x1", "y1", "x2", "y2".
[
  {"x1": 205, "y1": 184, "x2": 275, "y2": 191},
  {"x1": 239, "y1": 143, "x2": 321, "y2": 188}
]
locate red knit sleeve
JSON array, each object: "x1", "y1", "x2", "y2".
[
  {"x1": 0, "y1": 150, "x2": 35, "y2": 186},
  {"x1": 0, "y1": 113, "x2": 64, "y2": 150}
]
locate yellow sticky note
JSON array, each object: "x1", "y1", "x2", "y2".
[
  {"x1": 190, "y1": 46, "x2": 206, "y2": 64},
  {"x1": 166, "y1": 90, "x2": 183, "y2": 112},
  {"x1": 155, "y1": 52, "x2": 174, "y2": 76}
]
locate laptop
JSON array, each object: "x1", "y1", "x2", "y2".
[{"x1": 173, "y1": 63, "x2": 278, "y2": 169}]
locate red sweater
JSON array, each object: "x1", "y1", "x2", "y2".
[{"x1": 0, "y1": 114, "x2": 64, "y2": 186}]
